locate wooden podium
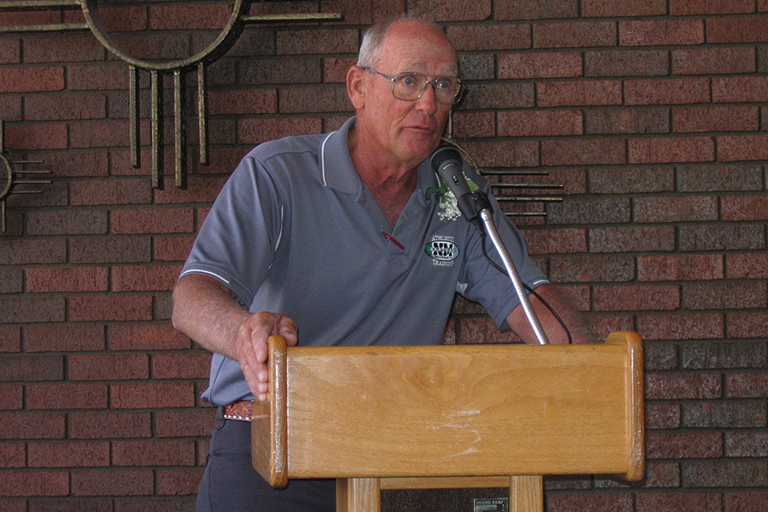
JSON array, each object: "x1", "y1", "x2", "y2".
[{"x1": 251, "y1": 331, "x2": 644, "y2": 512}]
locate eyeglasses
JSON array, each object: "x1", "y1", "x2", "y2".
[{"x1": 363, "y1": 68, "x2": 464, "y2": 105}]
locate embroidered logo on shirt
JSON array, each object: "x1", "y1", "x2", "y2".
[{"x1": 425, "y1": 235, "x2": 459, "y2": 266}]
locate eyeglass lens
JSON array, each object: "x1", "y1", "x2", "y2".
[{"x1": 393, "y1": 73, "x2": 461, "y2": 104}]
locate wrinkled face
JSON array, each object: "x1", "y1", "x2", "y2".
[{"x1": 354, "y1": 21, "x2": 458, "y2": 168}]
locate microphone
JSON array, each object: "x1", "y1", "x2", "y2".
[{"x1": 430, "y1": 146, "x2": 489, "y2": 225}]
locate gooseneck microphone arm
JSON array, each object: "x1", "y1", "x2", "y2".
[{"x1": 430, "y1": 147, "x2": 550, "y2": 345}]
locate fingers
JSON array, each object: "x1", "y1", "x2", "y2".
[{"x1": 236, "y1": 312, "x2": 297, "y2": 402}]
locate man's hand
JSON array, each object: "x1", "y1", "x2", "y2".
[{"x1": 235, "y1": 312, "x2": 298, "y2": 402}]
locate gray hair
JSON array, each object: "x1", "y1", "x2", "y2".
[{"x1": 356, "y1": 16, "x2": 442, "y2": 69}]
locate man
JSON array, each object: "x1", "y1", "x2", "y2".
[{"x1": 172, "y1": 16, "x2": 593, "y2": 512}]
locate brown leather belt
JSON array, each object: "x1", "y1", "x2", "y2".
[{"x1": 223, "y1": 400, "x2": 254, "y2": 422}]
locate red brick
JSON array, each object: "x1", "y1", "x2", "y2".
[
  {"x1": 25, "y1": 324, "x2": 105, "y2": 352},
  {"x1": 25, "y1": 267, "x2": 108, "y2": 293},
  {"x1": 590, "y1": 225, "x2": 675, "y2": 252},
  {"x1": 155, "y1": 409, "x2": 217, "y2": 438},
  {"x1": 109, "y1": 324, "x2": 189, "y2": 351},
  {"x1": 69, "y1": 236, "x2": 152, "y2": 264},
  {"x1": 645, "y1": 372, "x2": 722, "y2": 400},
  {"x1": 25, "y1": 208, "x2": 108, "y2": 236},
  {"x1": 498, "y1": 110, "x2": 582, "y2": 137},
  {"x1": 498, "y1": 52, "x2": 581, "y2": 79},
  {"x1": 68, "y1": 63, "x2": 129, "y2": 91},
  {"x1": 0, "y1": 442, "x2": 25, "y2": 468},
  {"x1": 459, "y1": 140, "x2": 538, "y2": 168},
  {"x1": 0, "y1": 11, "x2": 58, "y2": 27},
  {"x1": 71, "y1": 468, "x2": 153, "y2": 496},
  {"x1": 727, "y1": 253, "x2": 768, "y2": 279},
  {"x1": 70, "y1": 178, "x2": 152, "y2": 206},
  {"x1": 726, "y1": 372, "x2": 768, "y2": 398},
  {"x1": 69, "y1": 295, "x2": 153, "y2": 322},
  {"x1": 673, "y1": 105, "x2": 759, "y2": 133},
  {"x1": 585, "y1": 49, "x2": 668, "y2": 77},
  {"x1": 634, "y1": 195, "x2": 718, "y2": 223},
  {"x1": 0, "y1": 470, "x2": 69, "y2": 497},
  {"x1": 0, "y1": 67, "x2": 64, "y2": 93},
  {"x1": 111, "y1": 207, "x2": 194, "y2": 234},
  {"x1": 0, "y1": 95, "x2": 21, "y2": 121},
  {"x1": 583, "y1": 0, "x2": 666, "y2": 16},
  {"x1": 460, "y1": 317, "x2": 523, "y2": 344},
  {"x1": 153, "y1": 235, "x2": 195, "y2": 262},
  {"x1": 713, "y1": 76, "x2": 768, "y2": 103},
  {"x1": 549, "y1": 254, "x2": 634, "y2": 283},
  {"x1": 626, "y1": 77, "x2": 710, "y2": 105},
  {"x1": 4, "y1": 123, "x2": 67, "y2": 150},
  {"x1": 637, "y1": 312, "x2": 724, "y2": 340},
  {"x1": 408, "y1": 0, "x2": 491, "y2": 20},
  {"x1": 28, "y1": 441, "x2": 110, "y2": 468},
  {"x1": 68, "y1": 353, "x2": 149, "y2": 381},
  {"x1": 452, "y1": 111, "x2": 495, "y2": 138},
  {"x1": 149, "y1": 3, "x2": 231, "y2": 30},
  {"x1": 673, "y1": 47, "x2": 756, "y2": 75},
  {"x1": 0, "y1": 412, "x2": 65, "y2": 440},
  {"x1": 156, "y1": 468, "x2": 204, "y2": 495},
  {"x1": 638, "y1": 254, "x2": 724, "y2": 282},
  {"x1": 533, "y1": 20, "x2": 616, "y2": 48},
  {"x1": 682, "y1": 460, "x2": 768, "y2": 487},
  {"x1": 645, "y1": 402, "x2": 681, "y2": 430},
  {"x1": 643, "y1": 461, "x2": 681, "y2": 488},
  {"x1": 548, "y1": 493, "x2": 633, "y2": 512},
  {"x1": 277, "y1": 28, "x2": 359, "y2": 55},
  {"x1": 523, "y1": 228, "x2": 587, "y2": 255},
  {"x1": 33, "y1": 150, "x2": 109, "y2": 178},
  {"x1": 646, "y1": 432, "x2": 723, "y2": 459},
  {"x1": 69, "y1": 120, "x2": 135, "y2": 148},
  {"x1": 0, "y1": 37, "x2": 20, "y2": 65},
  {"x1": 208, "y1": 88, "x2": 277, "y2": 116},
  {"x1": 238, "y1": 117, "x2": 323, "y2": 145},
  {"x1": 446, "y1": 24, "x2": 530, "y2": 51},
  {"x1": 671, "y1": 0, "x2": 754, "y2": 14},
  {"x1": 113, "y1": 439, "x2": 195, "y2": 466},
  {"x1": 24, "y1": 93, "x2": 107, "y2": 121},
  {"x1": 111, "y1": 381, "x2": 195, "y2": 409},
  {"x1": 680, "y1": 341, "x2": 768, "y2": 370},
  {"x1": 678, "y1": 164, "x2": 763, "y2": 192},
  {"x1": 589, "y1": 166, "x2": 673, "y2": 192},
  {"x1": 27, "y1": 383, "x2": 108, "y2": 410},
  {"x1": 726, "y1": 431, "x2": 768, "y2": 458},
  {"x1": 152, "y1": 352, "x2": 211, "y2": 379},
  {"x1": 718, "y1": 134, "x2": 768, "y2": 162},
  {"x1": 0, "y1": 384, "x2": 22, "y2": 409},
  {"x1": 683, "y1": 400, "x2": 767, "y2": 428},
  {"x1": 69, "y1": 411, "x2": 152, "y2": 440},
  {"x1": 97, "y1": 4, "x2": 147, "y2": 32},
  {"x1": 0, "y1": 354, "x2": 62, "y2": 382},
  {"x1": 323, "y1": 57, "x2": 356, "y2": 83},
  {"x1": 0, "y1": 297, "x2": 65, "y2": 323},
  {"x1": 620, "y1": 19, "x2": 705, "y2": 46},
  {"x1": 496, "y1": 0, "x2": 577, "y2": 20},
  {"x1": 636, "y1": 492, "x2": 722, "y2": 512},
  {"x1": 537, "y1": 80, "x2": 622, "y2": 107},
  {"x1": 460, "y1": 82, "x2": 534, "y2": 110},
  {"x1": 24, "y1": 35, "x2": 104, "y2": 64},
  {"x1": 725, "y1": 492, "x2": 768, "y2": 512},
  {"x1": 708, "y1": 15, "x2": 768, "y2": 43},
  {"x1": 111, "y1": 265, "x2": 182, "y2": 292},
  {"x1": 629, "y1": 136, "x2": 714, "y2": 164},
  {"x1": 542, "y1": 138, "x2": 625, "y2": 166},
  {"x1": 546, "y1": 196, "x2": 629, "y2": 224},
  {"x1": 0, "y1": 239, "x2": 67, "y2": 265},
  {"x1": 593, "y1": 284, "x2": 680, "y2": 312},
  {"x1": 722, "y1": 195, "x2": 768, "y2": 221},
  {"x1": 679, "y1": 224, "x2": 765, "y2": 252}
]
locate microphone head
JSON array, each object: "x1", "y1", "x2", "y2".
[{"x1": 430, "y1": 146, "x2": 462, "y2": 173}]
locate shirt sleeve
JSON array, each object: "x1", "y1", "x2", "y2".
[{"x1": 179, "y1": 151, "x2": 285, "y2": 307}]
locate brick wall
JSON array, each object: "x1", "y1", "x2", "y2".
[{"x1": 1, "y1": 0, "x2": 767, "y2": 510}]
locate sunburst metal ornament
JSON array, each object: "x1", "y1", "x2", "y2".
[
  {"x1": 0, "y1": 0, "x2": 342, "y2": 189},
  {"x1": 0, "y1": 121, "x2": 52, "y2": 233}
]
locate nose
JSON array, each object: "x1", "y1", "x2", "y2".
[{"x1": 414, "y1": 83, "x2": 439, "y2": 114}]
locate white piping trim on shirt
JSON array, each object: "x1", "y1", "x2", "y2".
[
  {"x1": 179, "y1": 269, "x2": 230, "y2": 284},
  {"x1": 320, "y1": 130, "x2": 337, "y2": 187}
]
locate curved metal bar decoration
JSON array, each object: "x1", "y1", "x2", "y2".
[
  {"x1": 0, "y1": 121, "x2": 52, "y2": 233},
  {"x1": 0, "y1": 0, "x2": 343, "y2": 189}
]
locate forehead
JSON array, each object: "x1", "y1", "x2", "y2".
[{"x1": 377, "y1": 21, "x2": 458, "y2": 75}]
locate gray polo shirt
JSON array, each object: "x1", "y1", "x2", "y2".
[{"x1": 181, "y1": 117, "x2": 549, "y2": 405}]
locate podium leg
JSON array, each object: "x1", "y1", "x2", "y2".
[
  {"x1": 510, "y1": 475, "x2": 543, "y2": 512},
  {"x1": 337, "y1": 478, "x2": 381, "y2": 512}
]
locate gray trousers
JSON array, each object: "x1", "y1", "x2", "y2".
[{"x1": 197, "y1": 407, "x2": 336, "y2": 512}]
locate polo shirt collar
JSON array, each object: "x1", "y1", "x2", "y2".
[{"x1": 320, "y1": 116, "x2": 441, "y2": 201}]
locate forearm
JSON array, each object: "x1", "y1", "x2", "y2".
[
  {"x1": 171, "y1": 274, "x2": 250, "y2": 360},
  {"x1": 507, "y1": 284, "x2": 596, "y2": 345}
]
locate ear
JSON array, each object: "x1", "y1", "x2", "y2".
[{"x1": 346, "y1": 65, "x2": 367, "y2": 110}]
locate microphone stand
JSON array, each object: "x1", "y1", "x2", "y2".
[{"x1": 463, "y1": 192, "x2": 550, "y2": 345}]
